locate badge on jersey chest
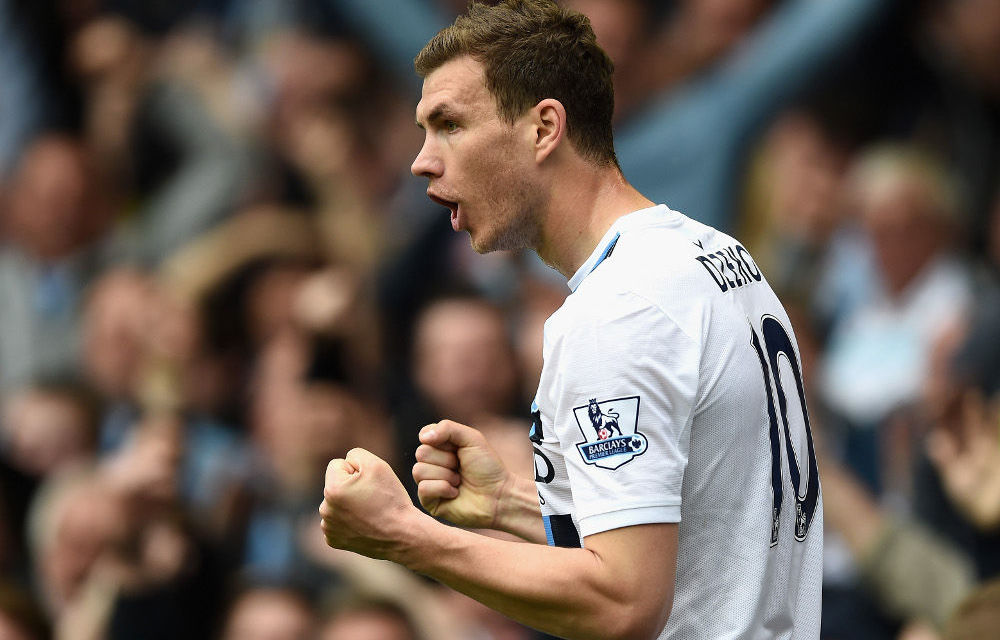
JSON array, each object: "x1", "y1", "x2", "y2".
[{"x1": 573, "y1": 396, "x2": 647, "y2": 470}]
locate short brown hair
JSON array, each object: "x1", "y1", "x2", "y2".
[{"x1": 415, "y1": 0, "x2": 618, "y2": 167}]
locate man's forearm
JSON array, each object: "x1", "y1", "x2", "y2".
[{"x1": 395, "y1": 518, "x2": 674, "y2": 640}]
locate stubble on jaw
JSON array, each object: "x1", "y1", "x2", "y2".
[{"x1": 470, "y1": 166, "x2": 545, "y2": 255}]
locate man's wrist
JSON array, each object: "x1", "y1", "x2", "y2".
[
  {"x1": 392, "y1": 509, "x2": 445, "y2": 572},
  {"x1": 494, "y1": 475, "x2": 545, "y2": 543}
]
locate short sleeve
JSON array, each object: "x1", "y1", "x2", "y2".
[{"x1": 546, "y1": 290, "x2": 701, "y2": 539}]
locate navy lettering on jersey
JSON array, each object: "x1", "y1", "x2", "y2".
[
  {"x1": 696, "y1": 244, "x2": 763, "y2": 292},
  {"x1": 534, "y1": 447, "x2": 555, "y2": 484},
  {"x1": 529, "y1": 400, "x2": 555, "y2": 484},
  {"x1": 696, "y1": 256, "x2": 728, "y2": 291},
  {"x1": 529, "y1": 401, "x2": 544, "y2": 443},
  {"x1": 735, "y1": 245, "x2": 763, "y2": 281}
]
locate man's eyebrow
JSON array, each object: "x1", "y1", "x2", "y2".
[{"x1": 416, "y1": 104, "x2": 457, "y2": 129}]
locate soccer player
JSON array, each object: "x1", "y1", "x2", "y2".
[{"x1": 319, "y1": 1, "x2": 822, "y2": 638}]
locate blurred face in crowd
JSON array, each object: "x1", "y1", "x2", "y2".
[
  {"x1": 438, "y1": 588, "x2": 537, "y2": 640},
  {"x1": 319, "y1": 607, "x2": 417, "y2": 640},
  {"x1": 1, "y1": 389, "x2": 95, "y2": 477},
  {"x1": 412, "y1": 56, "x2": 543, "y2": 254},
  {"x1": 563, "y1": 0, "x2": 645, "y2": 68},
  {"x1": 245, "y1": 263, "x2": 314, "y2": 348},
  {"x1": 763, "y1": 112, "x2": 848, "y2": 245},
  {"x1": 859, "y1": 175, "x2": 949, "y2": 297},
  {"x1": 414, "y1": 298, "x2": 518, "y2": 422},
  {"x1": 81, "y1": 269, "x2": 153, "y2": 400},
  {"x1": 222, "y1": 588, "x2": 315, "y2": 640},
  {"x1": 250, "y1": 332, "x2": 368, "y2": 492},
  {"x1": 682, "y1": 0, "x2": 772, "y2": 60},
  {"x1": 932, "y1": 0, "x2": 1000, "y2": 94},
  {"x1": 4, "y1": 136, "x2": 107, "y2": 261}
]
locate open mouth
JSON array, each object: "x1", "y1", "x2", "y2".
[{"x1": 428, "y1": 192, "x2": 461, "y2": 229}]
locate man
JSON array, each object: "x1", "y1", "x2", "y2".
[{"x1": 319, "y1": 1, "x2": 822, "y2": 638}]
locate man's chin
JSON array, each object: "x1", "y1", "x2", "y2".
[
  {"x1": 469, "y1": 229, "x2": 532, "y2": 255},
  {"x1": 469, "y1": 237, "x2": 494, "y2": 255},
  {"x1": 468, "y1": 231, "x2": 496, "y2": 255}
]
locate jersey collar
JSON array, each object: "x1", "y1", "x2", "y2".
[{"x1": 566, "y1": 205, "x2": 669, "y2": 292}]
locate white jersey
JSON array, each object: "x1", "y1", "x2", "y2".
[{"x1": 531, "y1": 205, "x2": 822, "y2": 639}]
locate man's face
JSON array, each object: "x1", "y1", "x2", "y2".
[{"x1": 411, "y1": 56, "x2": 542, "y2": 253}]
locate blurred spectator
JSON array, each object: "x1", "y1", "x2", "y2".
[
  {"x1": 68, "y1": 17, "x2": 258, "y2": 266},
  {"x1": 77, "y1": 265, "x2": 253, "y2": 549},
  {"x1": 0, "y1": 1, "x2": 48, "y2": 175},
  {"x1": 820, "y1": 145, "x2": 971, "y2": 490},
  {"x1": 820, "y1": 284, "x2": 1000, "y2": 636},
  {"x1": 913, "y1": 286, "x2": 1000, "y2": 580},
  {"x1": 437, "y1": 587, "x2": 542, "y2": 640},
  {"x1": 318, "y1": 595, "x2": 420, "y2": 640},
  {"x1": 740, "y1": 103, "x2": 859, "y2": 315},
  {"x1": 1, "y1": 380, "x2": 100, "y2": 479},
  {"x1": 28, "y1": 467, "x2": 128, "y2": 625},
  {"x1": 820, "y1": 446, "x2": 975, "y2": 634},
  {"x1": 220, "y1": 584, "x2": 316, "y2": 640},
  {"x1": 241, "y1": 327, "x2": 392, "y2": 586},
  {"x1": 412, "y1": 295, "x2": 520, "y2": 425},
  {"x1": 80, "y1": 268, "x2": 154, "y2": 411},
  {"x1": 0, "y1": 134, "x2": 113, "y2": 393},
  {"x1": 0, "y1": 379, "x2": 100, "y2": 584},
  {"x1": 561, "y1": 0, "x2": 651, "y2": 118},
  {"x1": 614, "y1": 0, "x2": 886, "y2": 230},
  {"x1": 914, "y1": 0, "x2": 1000, "y2": 253},
  {"x1": 28, "y1": 420, "x2": 225, "y2": 640},
  {"x1": 388, "y1": 293, "x2": 523, "y2": 495}
]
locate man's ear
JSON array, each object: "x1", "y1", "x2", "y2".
[{"x1": 532, "y1": 98, "x2": 566, "y2": 163}]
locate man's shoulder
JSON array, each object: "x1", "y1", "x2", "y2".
[{"x1": 569, "y1": 218, "x2": 741, "y2": 309}]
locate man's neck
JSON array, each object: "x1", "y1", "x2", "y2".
[{"x1": 535, "y1": 165, "x2": 654, "y2": 278}]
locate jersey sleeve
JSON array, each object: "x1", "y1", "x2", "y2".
[{"x1": 546, "y1": 290, "x2": 701, "y2": 539}]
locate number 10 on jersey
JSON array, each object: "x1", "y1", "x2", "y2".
[{"x1": 749, "y1": 315, "x2": 820, "y2": 546}]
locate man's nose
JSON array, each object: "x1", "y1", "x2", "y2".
[{"x1": 411, "y1": 138, "x2": 442, "y2": 178}]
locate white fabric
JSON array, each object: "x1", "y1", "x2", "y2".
[{"x1": 532, "y1": 205, "x2": 823, "y2": 639}]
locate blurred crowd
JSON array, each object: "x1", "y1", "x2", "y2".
[{"x1": 0, "y1": 0, "x2": 999, "y2": 639}]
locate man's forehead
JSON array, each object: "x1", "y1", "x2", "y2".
[{"x1": 415, "y1": 56, "x2": 490, "y2": 122}]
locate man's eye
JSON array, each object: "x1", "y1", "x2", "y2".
[{"x1": 445, "y1": 121, "x2": 459, "y2": 133}]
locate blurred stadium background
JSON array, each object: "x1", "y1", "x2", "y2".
[{"x1": 1, "y1": 0, "x2": 999, "y2": 638}]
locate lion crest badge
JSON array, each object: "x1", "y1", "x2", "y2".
[{"x1": 573, "y1": 396, "x2": 647, "y2": 470}]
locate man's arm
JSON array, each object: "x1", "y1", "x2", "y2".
[{"x1": 321, "y1": 448, "x2": 677, "y2": 640}]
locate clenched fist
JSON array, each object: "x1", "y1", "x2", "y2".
[
  {"x1": 412, "y1": 420, "x2": 515, "y2": 530},
  {"x1": 319, "y1": 448, "x2": 424, "y2": 561}
]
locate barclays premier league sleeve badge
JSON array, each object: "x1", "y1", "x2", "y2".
[{"x1": 573, "y1": 396, "x2": 647, "y2": 470}]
